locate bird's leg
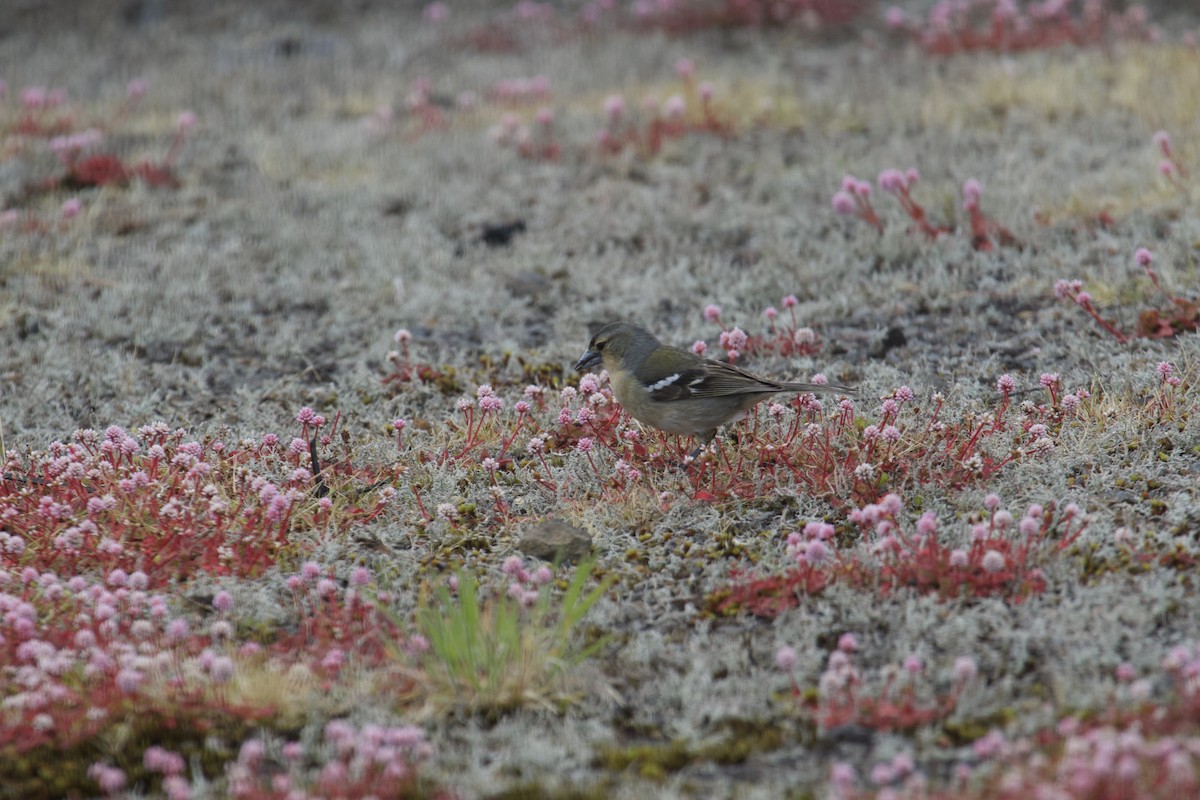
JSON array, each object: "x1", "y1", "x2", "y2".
[{"x1": 684, "y1": 429, "x2": 719, "y2": 465}]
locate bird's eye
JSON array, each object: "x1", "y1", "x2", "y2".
[{"x1": 593, "y1": 338, "x2": 606, "y2": 351}]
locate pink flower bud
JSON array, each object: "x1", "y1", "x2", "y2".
[
  {"x1": 603, "y1": 94, "x2": 625, "y2": 122},
  {"x1": 832, "y1": 190, "x2": 856, "y2": 216},
  {"x1": 962, "y1": 178, "x2": 982, "y2": 210}
]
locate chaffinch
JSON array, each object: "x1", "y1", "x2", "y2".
[{"x1": 574, "y1": 321, "x2": 852, "y2": 450}]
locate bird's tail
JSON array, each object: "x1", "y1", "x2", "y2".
[{"x1": 780, "y1": 382, "x2": 856, "y2": 397}]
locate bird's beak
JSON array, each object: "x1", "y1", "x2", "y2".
[{"x1": 574, "y1": 349, "x2": 602, "y2": 373}]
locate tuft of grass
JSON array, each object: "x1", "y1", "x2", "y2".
[{"x1": 416, "y1": 560, "x2": 613, "y2": 717}]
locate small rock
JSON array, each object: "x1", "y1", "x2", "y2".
[{"x1": 518, "y1": 518, "x2": 592, "y2": 563}]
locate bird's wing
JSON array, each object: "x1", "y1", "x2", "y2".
[{"x1": 647, "y1": 358, "x2": 784, "y2": 401}]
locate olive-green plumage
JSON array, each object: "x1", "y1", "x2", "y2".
[{"x1": 575, "y1": 321, "x2": 852, "y2": 449}]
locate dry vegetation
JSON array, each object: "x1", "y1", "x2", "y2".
[{"x1": 2, "y1": 0, "x2": 1200, "y2": 798}]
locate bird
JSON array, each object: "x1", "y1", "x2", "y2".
[{"x1": 574, "y1": 321, "x2": 852, "y2": 453}]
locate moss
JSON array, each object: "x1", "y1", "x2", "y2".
[
  {"x1": 941, "y1": 707, "x2": 1017, "y2": 746},
  {"x1": 701, "y1": 718, "x2": 787, "y2": 763},
  {"x1": 0, "y1": 708, "x2": 267, "y2": 800},
  {"x1": 486, "y1": 779, "x2": 617, "y2": 800},
  {"x1": 595, "y1": 740, "x2": 696, "y2": 780},
  {"x1": 595, "y1": 721, "x2": 789, "y2": 781}
]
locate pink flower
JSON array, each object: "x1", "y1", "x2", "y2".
[
  {"x1": 423, "y1": 2, "x2": 449, "y2": 21},
  {"x1": 697, "y1": 81, "x2": 714, "y2": 102},
  {"x1": 1134, "y1": 247, "x2": 1154, "y2": 267},
  {"x1": 973, "y1": 729, "x2": 1006, "y2": 759},
  {"x1": 954, "y1": 656, "x2": 978, "y2": 682},
  {"x1": 804, "y1": 540, "x2": 829, "y2": 564},
  {"x1": 719, "y1": 327, "x2": 747, "y2": 351},
  {"x1": 838, "y1": 633, "x2": 858, "y2": 652},
  {"x1": 703, "y1": 303, "x2": 722, "y2": 322},
  {"x1": 1115, "y1": 662, "x2": 1136, "y2": 682},
  {"x1": 884, "y1": 6, "x2": 906, "y2": 27},
  {"x1": 664, "y1": 94, "x2": 686, "y2": 119},
  {"x1": 1153, "y1": 129, "x2": 1172, "y2": 156},
  {"x1": 775, "y1": 645, "x2": 798, "y2": 671},
  {"x1": 831, "y1": 762, "x2": 857, "y2": 792},
  {"x1": 870, "y1": 762, "x2": 895, "y2": 785},
  {"x1": 116, "y1": 667, "x2": 143, "y2": 693},
  {"x1": 1157, "y1": 361, "x2": 1174, "y2": 379},
  {"x1": 878, "y1": 168, "x2": 907, "y2": 193},
  {"x1": 209, "y1": 655, "x2": 235, "y2": 682},
  {"x1": 996, "y1": 374, "x2": 1015, "y2": 395},
  {"x1": 962, "y1": 178, "x2": 982, "y2": 210},
  {"x1": 981, "y1": 550, "x2": 1006, "y2": 573},
  {"x1": 127, "y1": 77, "x2": 149, "y2": 99},
  {"x1": 903, "y1": 654, "x2": 923, "y2": 674},
  {"x1": 781, "y1": 294, "x2": 798, "y2": 308},
  {"x1": 1054, "y1": 278, "x2": 1082, "y2": 300},
  {"x1": 983, "y1": 493, "x2": 1001, "y2": 511},
  {"x1": 88, "y1": 765, "x2": 127, "y2": 793},
  {"x1": 831, "y1": 190, "x2": 856, "y2": 216},
  {"x1": 212, "y1": 590, "x2": 233, "y2": 611},
  {"x1": 177, "y1": 110, "x2": 198, "y2": 132},
  {"x1": 603, "y1": 94, "x2": 625, "y2": 122},
  {"x1": 21, "y1": 86, "x2": 47, "y2": 109},
  {"x1": 166, "y1": 618, "x2": 190, "y2": 641},
  {"x1": 61, "y1": 198, "x2": 82, "y2": 219},
  {"x1": 675, "y1": 57, "x2": 695, "y2": 80}
]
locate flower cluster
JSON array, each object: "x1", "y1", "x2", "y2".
[
  {"x1": 0, "y1": 416, "x2": 398, "y2": 588},
  {"x1": 885, "y1": 0, "x2": 1156, "y2": 56},
  {"x1": 834, "y1": 171, "x2": 1015, "y2": 250},
  {"x1": 776, "y1": 635, "x2": 977, "y2": 734},
  {"x1": 713, "y1": 493, "x2": 1086, "y2": 616}
]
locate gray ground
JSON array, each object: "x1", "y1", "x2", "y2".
[{"x1": 3, "y1": 1, "x2": 1200, "y2": 797}]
